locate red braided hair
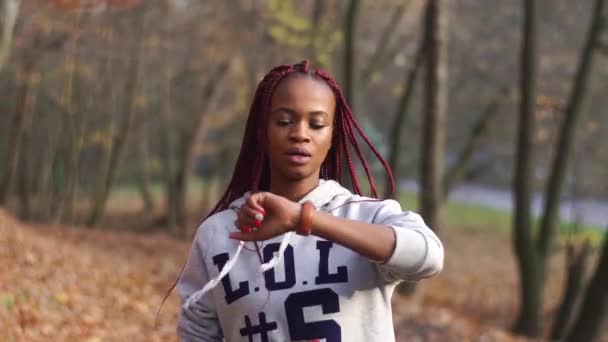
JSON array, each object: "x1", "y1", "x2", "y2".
[
  {"x1": 207, "y1": 60, "x2": 394, "y2": 217},
  {"x1": 156, "y1": 61, "x2": 395, "y2": 321}
]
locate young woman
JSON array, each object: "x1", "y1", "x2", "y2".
[{"x1": 177, "y1": 61, "x2": 443, "y2": 342}]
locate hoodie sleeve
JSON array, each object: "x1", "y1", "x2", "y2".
[
  {"x1": 371, "y1": 199, "x2": 444, "y2": 283},
  {"x1": 177, "y1": 223, "x2": 223, "y2": 342}
]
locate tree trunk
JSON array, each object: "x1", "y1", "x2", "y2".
[
  {"x1": 361, "y1": 0, "x2": 409, "y2": 85},
  {"x1": 53, "y1": 110, "x2": 81, "y2": 224},
  {"x1": 343, "y1": 0, "x2": 360, "y2": 111},
  {"x1": 87, "y1": 13, "x2": 146, "y2": 227},
  {"x1": 58, "y1": 46, "x2": 94, "y2": 225},
  {"x1": 419, "y1": 0, "x2": 448, "y2": 232},
  {"x1": 537, "y1": 0, "x2": 605, "y2": 262},
  {"x1": 54, "y1": 87, "x2": 84, "y2": 225},
  {"x1": 512, "y1": 0, "x2": 541, "y2": 336},
  {"x1": 37, "y1": 110, "x2": 62, "y2": 221},
  {"x1": 385, "y1": 35, "x2": 425, "y2": 199},
  {"x1": 170, "y1": 135, "x2": 188, "y2": 236},
  {"x1": 513, "y1": 0, "x2": 605, "y2": 336},
  {"x1": 17, "y1": 121, "x2": 31, "y2": 219},
  {"x1": 551, "y1": 241, "x2": 591, "y2": 340},
  {"x1": 17, "y1": 90, "x2": 35, "y2": 220},
  {"x1": 161, "y1": 6, "x2": 178, "y2": 233},
  {"x1": 0, "y1": 63, "x2": 37, "y2": 205},
  {"x1": 171, "y1": 61, "x2": 230, "y2": 236},
  {"x1": 0, "y1": 0, "x2": 21, "y2": 71},
  {"x1": 163, "y1": 151, "x2": 178, "y2": 233},
  {"x1": 443, "y1": 85, "x2": 511, "y2": 196},
  {"x1": 566, "y1": 232, "x2": 608, "y2": 342},
  {"x1": 136, "y1": 120, "x2": 155, "y2": 217},
  {"x1": 49, "y1": 12, "x2": 85, "y2": 224},
  {"x1": 308, "y1": 0, "x2": 325, "y2": 66}
]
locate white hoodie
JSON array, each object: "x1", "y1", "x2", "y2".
[{"x1": 177, "y1": 180, "x2": 443, "y2": 342}]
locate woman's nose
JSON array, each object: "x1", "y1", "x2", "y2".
[{"x1": 288, "y1": 122, "x2": 310, "y2": 142}]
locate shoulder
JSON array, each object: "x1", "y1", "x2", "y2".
[
  {"x1": 193, "y1": 208, "x2": 238, "y2": 242},
  {"x1": 323, "y1": 193, "x2": 406, "y2": 221},
  {"x1": 326, "y1": 193, "x2": 403, "y2": 211}
]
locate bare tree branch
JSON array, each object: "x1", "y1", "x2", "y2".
[{"x1": 361, "y1": 0, "x2": 410, "y2": 84}]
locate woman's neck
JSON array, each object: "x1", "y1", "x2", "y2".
[{"x1": 269, "y1": 175, "x2": 320, "y2": 202}]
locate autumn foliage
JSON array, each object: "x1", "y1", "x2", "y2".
[
  {"x1": 0, "y1": 209, "x2": 183, "y2": 341},
  {"x1": 51, "y1": 0, "x2": 141, "y2": 10},
  {"x1": 0, "y1": 207, "x2": 543, "y2": 341}
]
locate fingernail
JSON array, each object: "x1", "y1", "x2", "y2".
[
  {"x1": 253, "y1": 220, "x2": 262, "y2": 228},
  {"x1": 254, "y1": 213, "x2": 264, "y2": 221},
  {"x1": 259, "y1": 208, "x2": 266, "y2": 215},
  {"x1": 243, "y1": 226, "x2": 251, "y2": 233}
]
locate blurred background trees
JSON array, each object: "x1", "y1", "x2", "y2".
[{"x1": 1, "y1": 0, "x2": 607, "y2": 340}]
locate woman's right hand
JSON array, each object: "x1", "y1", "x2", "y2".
[{"x1": 230, "y1": 192, "x2": 301, "y2": 241}]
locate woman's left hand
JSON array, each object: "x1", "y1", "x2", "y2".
[{"x1": 229, "y1": 192, "x2": 301, "y2": 241}]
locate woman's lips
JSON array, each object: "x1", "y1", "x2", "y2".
[
  {"x1": 285, "y1": 147, "x2": 311, "y2": 165},
  {"x1": 286, "y1": 154, "x2": 312, "y2": 165}
]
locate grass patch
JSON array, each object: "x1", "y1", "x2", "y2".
[
  {"x1": 107, "y1": 181, "x2": 604, "y2": 245},
  {"x1": 399, "y1": 191, "x2": 605, "y2": 246}
]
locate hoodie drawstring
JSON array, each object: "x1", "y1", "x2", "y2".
[
  {"x1": 184, "y1": 241, "x2": 245, "y2": 309},
  {"x1": 183, "y1": 180, "x2": 351, "y2": 310},
  {"x1": 259, "y1": 232, "x2": 294, "y2": 272},
  {"x1": 183, "y1": 233, "x2": 294, "y2": 309}
]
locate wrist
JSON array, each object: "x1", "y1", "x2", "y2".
[{"x1": 285, "y1": 201, "x2": 301, "y2": 232}]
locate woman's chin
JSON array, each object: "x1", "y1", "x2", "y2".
[{"x1": 282, "y1": 168, "x2": 318, "y2": 182}]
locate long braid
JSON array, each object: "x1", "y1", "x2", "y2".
[
  {"x1": 347, "y1": 110, "x2": 395, "y2": 193},
  {"x1": 207, "y1": 61, "x2": 394, "y2": 219},
  {"x1": 344, "y1": 113, "x2": 378, "y2": 198},
  {"x1": 207, "y1": 65, "x2": 294, "y2": 216},
  {"x1": 159, "y1": 61, "x2": 396, "y2": 320},
  {"x1": 315, "y1": 69, "x2": 394, "y2": 197},
  {"x1": 316, "y1": 72, "x2": 365, "y2": 195},
  {"x1": 341, "y1": 113, "x2": 363, "y2": 195}
]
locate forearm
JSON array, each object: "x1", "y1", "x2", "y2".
[
  {"x1": 309, "y1": 210, "x2": 396, "y2": 262},
  {"x1": 230, "y1": 192, "x2": 443, "y2": 280}
]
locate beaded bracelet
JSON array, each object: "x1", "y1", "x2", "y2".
[{"x1": 296, "y1": 201, "x2": 315, "y2": 236}]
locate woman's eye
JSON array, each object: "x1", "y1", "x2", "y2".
[
  {"x1": 310, "y1": 122, "x2": 326, "y2": 129},
  {"x1": 277, "y1": 119, "x2": 291, "y2": 126}
]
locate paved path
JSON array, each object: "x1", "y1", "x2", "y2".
[{"x1": 400, "y1": 180, "x2": 607, "y2": 229}]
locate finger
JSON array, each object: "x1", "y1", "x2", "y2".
[
  {"x1": 233, "y1": 219, "x2": 251, "y2": 232},
  {"x1": 244, "y1": 199, "x2": 266, "y2": 224},
  {"x1": 229, "y1": 231, "x2": 261, "y2": 241},
  {"x1": 251, "y1": 210, "x2": 264, "y2": 228},
  {"x1": 238, "y1": 206, "x2": 259, "y2": 227},
  {"x1": 246, "y1": 194, "x2": 267, "y2": 214}
]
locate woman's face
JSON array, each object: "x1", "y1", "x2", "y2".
[{"x1": 266, "y1": 75, "x2": 336, "y2": 183}]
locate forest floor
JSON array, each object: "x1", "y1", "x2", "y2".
[{"x1": 1, "y1": 207, "x2": 605, "y2": 342}]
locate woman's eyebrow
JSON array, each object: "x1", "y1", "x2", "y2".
[
  {"x1": 310, "y1": 111, "x2": 329, "y2": 118},
  {"x1": 271, "y1": 108, "x2": 329, "y2": 118},
  {"x1": 271, "y1": 107, "x2": 296, "y2": 115}
]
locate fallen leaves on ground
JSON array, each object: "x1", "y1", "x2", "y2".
[
  {"x1": 1, "y1": 209, "x2": 183, "y2": 341},
  {"x1": 1, "y1": 208, "x2": 574, "y2": 341}
]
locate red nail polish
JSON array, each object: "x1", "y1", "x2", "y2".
[
  {"x1": 253, "y1": 220, "x2": 262, "y2": 228},
  {"x1": 259, "y1": 208, "x2": 266, "y2": 215},
  {"x1": 243, "y1": 226, "x2": 251, "y2": 232}
]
